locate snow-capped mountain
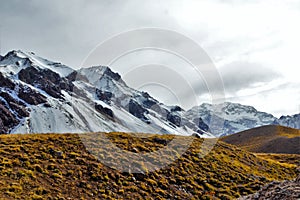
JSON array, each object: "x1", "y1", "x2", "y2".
[
  {"x1": 0, "y1": 50, "x2": 298, "y2": 137},
  {"x1": 275, "y1": 114, "x2": 300, "y2": 129},
  {"x1": 185, "y1": 102, "x2": 276, "y2": 136},
  {"x1": 185, "y1": 102, "x2": 300, "y2": 136},
  {"x1": 0, "y1": 50, "x2": 212, "y2": 137}
]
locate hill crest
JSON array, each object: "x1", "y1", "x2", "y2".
[{"x1": 221, "y1": 125, "x2": 300, "y2": 154}]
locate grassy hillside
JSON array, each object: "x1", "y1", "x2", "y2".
[
  {"x1": 0, "y1": 132, "x2": 298, "y2": 199},
  {"x1": 255, "y1": 153, "x2": 300, "y2": 166},
  {"x1": 221, "y1": 125, "x2": 300, "y2": 154}
]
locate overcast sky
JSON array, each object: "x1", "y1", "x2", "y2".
[{"x1": 1, "y1": 0, "x2": 300, "y2": 117}]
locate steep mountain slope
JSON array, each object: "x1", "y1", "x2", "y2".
[
  {"x1": 0, "y1": 132, "x2": 297, "y2": 199},
  {"x1": 185, "y1": 102, "x2": 277, "y2": 136},
  {"x1": 0, "y1": 50, "x2": 211, "y2": 137},
  {"x1": 221, "y1": 125, "x2": 300, "y2": 154}
]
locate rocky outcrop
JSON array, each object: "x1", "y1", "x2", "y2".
[
  {"x1": 167, "y1": 112, "x2": 181, "y2": 127},
  {"x1": 141, "y1": 92, "x2": 158, "y2": 109},
  {"x1": 18, "y1": 66, "x2": 71, "y2": 99},
  {"x1": 239, "y1": 174, "x2": 300, "y2": 200},
  {"x1": 96, "y1": 89, "x2": 114, "y2": 104},
  {"x1": 128, "y1": 99, "x2": 149, "y2": 123},
  {"x1": 0, "y1": 72, "x2": 15, "y2": 90},
  {"x1": 0, "y1": 102, "x2": 19, "y2": 134},
  {"x1": 95, "y1": 103, "x2": 114, "y2": 118},
  {"x1": 192, "y1": 117, "x2": 209, "y2": 132},
  {"x1": 66, "y1": 71, "x2": 89, "y2": 83},
  {"x1": 103, "y1": 67, "x2": 122, "y2": 82},
  {"x1": 18, "y1": 86, "x2": 47, "y2": 105},
  {"x1": 0, "y1": 91, "x2": 29, "y2": 118}
]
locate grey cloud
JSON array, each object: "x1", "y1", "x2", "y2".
[
  {"x1": 219, "y1": 61, "x2": 281, "y2": 93},
  {"x1": 0, "y1": 0, "x2": 183, "y2": 67},
  {"x1": 0, "y1": 0, "x2": 298, "y2": 115},
  {"x1": 177, "y1": 61, "x2": 281, "y2": 107}
]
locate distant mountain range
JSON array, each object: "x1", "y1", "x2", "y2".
[
  {"x1": 0, "y1": 50, "x2": 299, "y2": 136},
  {"x1": 186, "y1": 103, "x2": 300, "y2": 136}
]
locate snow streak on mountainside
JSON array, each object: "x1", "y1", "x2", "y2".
[{"x1": 0, "y1": 50, "x2": 212, "y2": 137}]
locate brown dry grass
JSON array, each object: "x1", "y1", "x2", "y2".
[
  {"x1": 221, "y1": 125, "x2": 300, "y2": 154},
  {"x1": 0, "y1": 132, "x2": 297, "y2": 199}
]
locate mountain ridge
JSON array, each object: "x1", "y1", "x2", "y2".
[
  {"x1": 0, "y1": 50, "x2": 211, "y2": 137},
  {"x1": 0, "y1": 50, "x2": 299, "y2": 136}
]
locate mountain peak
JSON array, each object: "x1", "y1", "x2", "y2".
[
  {"x1": 78, "y1": 65, "x2": 124, "y2": 86},
  {"x1": 0, "y1": 50, "x2": 74, "y2": 77},
  {"x1": 2, "y1": 50, "x2": 34, "y2": 60}
]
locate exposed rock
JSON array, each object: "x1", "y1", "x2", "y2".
[
  {"x1": 239, "y1": 174, "x2": 300, "y2": 200},
  {"x1": 18, "y1": 86, "x2": 47, "y2": 105},
  {"x1": 103, "y1": 67, "x2": 121, "y2": 81},
  {"x1": 66, "y1": 71, "x2": 89, "y2": 83},
  {"x1": 0, "y1": 91, "x2": 29, "y2": 117},
  {"x1": 128, "y1": 99, "x2": 149, "y2": 122},
  {"x1": 171, "y1": 106, "x2": 183, "y2": 112},
  {"x1": 167, "y1": 113, "x2": 181, "y2": 127},
  {"x1": 192, "y1": 117, "x2": 209, "y2": 132},
  {"x1": 18, "y1": 66, "x2": 71, "y2": 99},
  {"x1": 0, "y1": 102, "x2": 19, "y2": 133},
  {"x1": 0, "y1": 72, "x2": 15, "y2": 90},
  {"x1": 142, "y1": 98, "x2": 157, "y2": 109},
  {"x1": 95, "y1": 103, "x2": 114, "y2": 118},
  {"x1": 96, "y1": 89, "x2": 113, "y2": 104}
]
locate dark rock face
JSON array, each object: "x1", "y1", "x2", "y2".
[
  {"x1": 0, "y1": 92, "x2": 29, "y2": 118},
  {"x1": 18, "y1": 86, "x2": 47, "y2": 105},
  {"x1": 140, "y1": 92, "x2": 158, "y2": 109},
  {"x1": 96, "y1": 89, "x2": 113, "y2": 104},
  {"x1": 142, "y1": 99, "x2": 157, "y2": 109},
  {"x1": 128, "y1": 99, "x2": 149, "y2": 122},
  {"x1": 66, "y1": 71, "x2": 89, "y2": 83},
  {"x1": 103, "y1": 67, "x2": 121, "y2": 81},
  {"x1": 0, "y1": 72, "x2": 15, "y2": 90},
  {"x1": 95, "y1": 103, "x2": 114, "y2": 118},
  {"x1": 18, "y1": 67, "x2": 71, "y2": 99},
  {"x1": 0, "y1": 102, "x2": 19, "y2": 134},
  {"x1": 167, "y1": 113, "x2": 181, "y2": 127},
  {"x1": 171, "y1": 106, "x2": 183, "y2": 112},
  {"x1": 192, "y1": 118, "x2": 209, "y2": 132}
]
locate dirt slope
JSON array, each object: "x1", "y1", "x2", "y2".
[{"x1": 221, "y1": 125, "x2": 300, "y2": 154}]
